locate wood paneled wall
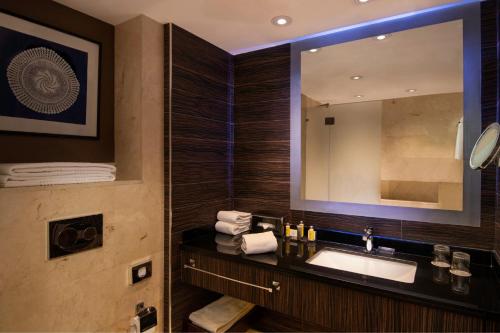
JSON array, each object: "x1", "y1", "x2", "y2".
[
  {"x1": 233, "y1": 2, "x2": 499, "y2": 250},
  {"x1": 493, "y1": 0, "x2": 500, "y2": 260},
  {"x1": 233, "y1": 45, "x2": 291, "y2": 215},
  {"x1": 166, "y1": 24, "x2": 233, "y2": 332},
  {"x1": 163, "y1": 23, "x2": 171, "y2": 332}
]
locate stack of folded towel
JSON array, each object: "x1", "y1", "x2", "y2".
[
  {"x1": 215, "y1": 210, "x2": 252, "y2": 235},
  {"x1": 189, "y1": 296, "x2": 255, "y2": 333},
  {"x1": 0, "y1": 162, "x2": 116, "y2": 188},
  {"x1": 215, "y1": 233, "x2": 244, "y2": 255},
  {"x1": 241, "y1": 231, "x2": 278, "y2": 255}
]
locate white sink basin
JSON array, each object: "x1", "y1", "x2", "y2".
[{"x1": 307, "y1": 248, "x2": 417, "y2": 283}]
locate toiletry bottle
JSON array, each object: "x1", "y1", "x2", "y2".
[
  {"x1": 298, "y1": 221, "x2": 305, "y2": 241},
  {"x1": 307, "y1": 243, "x2": 317, "y2": 257},
  {"x1": 285, "y1": 240, "x2": 291, "y2": 256},
  {"x1": 308, "y1": 225, "x2": 316, "y2": 242},
  {"x1": 285, "y1": 223, "x2": 291, "y2": 238},
  {"x1": 297, "y1": 242, "x2": 304, "y2": 258}
]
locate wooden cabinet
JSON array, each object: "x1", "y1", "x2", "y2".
[
  {"x1": 181, "y1": 250, "x2": 498, "y2": 332},
  {"x1": 181, "y1": 251, "x2": 286, "y2": 311}
]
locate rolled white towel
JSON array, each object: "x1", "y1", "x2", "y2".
[
  {"x1": 215, "y1": 221, "x2": 250, "y2": 236},
  {"x1": 241, "y1": 231, "x2": 278, "y2": 255},
  {"x1": 217, "y1": 210, "x2": 251, "y2": 224}
]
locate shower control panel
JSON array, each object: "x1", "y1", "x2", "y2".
[{"x1": 48, "y1": 214, "x2": 103, "y2": 259}]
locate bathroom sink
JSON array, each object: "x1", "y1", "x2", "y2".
[{"x1": 306, "y1": 248, "x2": 417, "y2": 283}]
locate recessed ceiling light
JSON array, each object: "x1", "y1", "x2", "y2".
[
  {"x1": 355, "y1": 95, "x2": 364, "y2": 98},
  {"x1": 355, "y1": 0, "x2": 371, "y2": 4},
  {"x1": 375, "y1": 34, "x2": 390, "y2": 41},
  {"x1": 271, "y1": 16, "x2": 292, "y2": 26},
  {"x1": 308, "y1": 48, "x2": 320, "y2": 53},
  {"x1": 351, "y1": 75, "x2": 363, "y2": 80},
  {"x1": 407, "y1": 89, "x2": 417, "y2": 93}
]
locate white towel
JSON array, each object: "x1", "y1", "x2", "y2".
[
  {"x1": 215, "y1": 221, "x2": 250, "y2": 236},
  {"x1": 0, "y1": 171, "x2": 109, "y2": 179},
  {"x1": 241, "y1": 231, "x2": 278, "y2": 255},
  {"x1": 455, "y1": 117, "x2": 463, "y2": 160},
  {"x1": 0, "y1": 174, "x2": 115, "y2": 188},
  {"x1": 257, "y1": 222, "x2": 275, "y2": 230},
  {"x1": 217, "y1": 210, "x2": 251, "y2": 224},
  {"x1": 228, "y1": 217, "x2": 251, "y2": 225},
  {"x1": 189, "y1": 296, "x2": 254, "y2": 333},
  {"x1": 0, "y1": 162, "x2": 116, "y2": 175},
  {"x1": 0, "y1": 162, "x2": 116, "y2": 188}
]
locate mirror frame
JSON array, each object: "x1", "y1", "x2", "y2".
[{"x1": 290, "y1": 2, "x2": 482, "y2": 226}]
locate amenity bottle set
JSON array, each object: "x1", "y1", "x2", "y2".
[{"x1": 285, "y1": 221, "x2": 316, "y2": 242}]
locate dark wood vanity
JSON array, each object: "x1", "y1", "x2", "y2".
[{"x1": 181, "y1": 229, "x2": 500, "y2": 332}]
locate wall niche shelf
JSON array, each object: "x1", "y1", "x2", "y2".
[{"x1": 0, "y1": 179, "x2": 143, "y2": 193}]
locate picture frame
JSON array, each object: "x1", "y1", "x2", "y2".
[{"x1": 0, "y1": 11, "x2": 100, "y2": 138}]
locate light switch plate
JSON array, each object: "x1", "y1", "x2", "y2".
[{"x1": 128, "y1": 256, "x2": 152, "y2": 285}]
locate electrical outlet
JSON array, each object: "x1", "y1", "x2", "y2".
[{"x1": 129, "y1": 257, "x2": 152, "y2": 285}]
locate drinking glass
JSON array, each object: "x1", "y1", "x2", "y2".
[
  {"x1": 451, "y1": 273, "x2": 470, "y2": 294},
  {"x1": 431, "y1": 244, "x2": 450, "y2": 268},
  {"x1": 450, "y1": 251, "x2": 471, "y2": 277},
  {"x1": 432, "y1": 266, "x2": 449, "y2": 285}
]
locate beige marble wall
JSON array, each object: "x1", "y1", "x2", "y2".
[
  {"x1": 381, "y1": 93, "x2": 463, "y2": 210},
  {"x1": 381, "y1": 93, "x2": 463, "y2": 184},
  {"x1": 0, "y1": 15, "x2": 164, "y2": 332}
]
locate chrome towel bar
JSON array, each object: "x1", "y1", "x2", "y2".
[{"x1": 184, "y1": 259, "x2": 280, "y2": 293}]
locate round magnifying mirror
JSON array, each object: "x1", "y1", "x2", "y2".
[{"x1": 470, "y1": 122, "x2": 500, "y2": 170}]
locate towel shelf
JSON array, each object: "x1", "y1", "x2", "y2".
[{"x1": 184, "y1": 258, "x2": 280, "y2": 293}]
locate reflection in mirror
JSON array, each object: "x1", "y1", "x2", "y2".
[{"x1": 301, "y1": 20, "x2": 464, "y2": 211}]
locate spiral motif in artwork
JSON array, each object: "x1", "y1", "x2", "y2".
[
  {"x1": 6, "y1": 47, "x2": 80, "y2": 114},
  {"x1": 34, "y1": 69, "x2": 60, "y2": 94}
]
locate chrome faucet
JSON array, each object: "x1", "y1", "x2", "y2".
[{"x1": 363, "y1": 227, "x2": 374, "y2": 253}]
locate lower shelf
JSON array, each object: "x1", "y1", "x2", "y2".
[
  {"x1": 184, "y1": 306, "x2": 330, "y2": 333},
  {"x1": 184, "y1": 307, "x2": 257, "y2": 333}
]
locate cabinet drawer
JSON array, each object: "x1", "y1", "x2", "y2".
[{"x1": 181, "y1": 250, "x2": 286, "y2": 311}]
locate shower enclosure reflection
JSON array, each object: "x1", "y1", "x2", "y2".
[{"x1": 301, "y1": 20, "x2": 464, "y2": 211}]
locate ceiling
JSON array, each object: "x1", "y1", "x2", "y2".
[
  {"x1": 53, "y1": 0, "x2": 468, "y2": 54},
  {"x1": 301, "y1": 20, "x2": 463, "y2": 105}
]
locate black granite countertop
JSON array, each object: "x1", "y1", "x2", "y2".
[{"x1": 181, "y1": 228, "x2": 500, "y2": 319}]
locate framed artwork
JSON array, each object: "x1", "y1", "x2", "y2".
[{"x1": 0, "y1": 12, "x2": 100, "y2": 138}]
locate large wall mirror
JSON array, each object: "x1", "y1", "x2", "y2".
[{"x1": 291, "y1": 3, "x2": 482, "y2": 226}]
